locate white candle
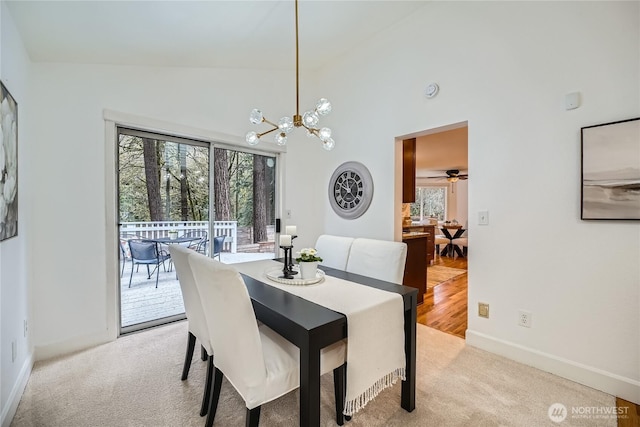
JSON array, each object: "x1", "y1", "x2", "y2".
[
  {"x1": 285, "y1": 225, "x2": 297, "y2": 235},
  {"x1": 279, "y1": 234, "x2": 292, "y2": 246}
]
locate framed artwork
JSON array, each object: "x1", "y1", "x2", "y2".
[
  {"x1": 0, "y1": 80, "x2": 18, "y2": 240},
  {"x1": 581, "y1": 117, "x2": 640, "y2": 220}
]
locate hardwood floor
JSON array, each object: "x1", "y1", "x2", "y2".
[
  {"x1": 417, "y1": 254, "x2": 467, "y2": 338},
  {"x1": 617, "y1": 398, "x2": 640, "y2": 427},
  {"x1": 416, "y1": 255, "x2": 639, "y2": 426}
]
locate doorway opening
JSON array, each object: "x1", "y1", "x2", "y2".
[{"x1": 397, "y1": 122, "x2": 469, "y2": 338}]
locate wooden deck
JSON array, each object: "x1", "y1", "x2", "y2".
[{"x1": 120, "y1": 252, "x2": 274, "y2": 327}]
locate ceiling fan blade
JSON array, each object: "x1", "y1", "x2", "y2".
[{"x1": 423, "y1": 172, "x2": 469, "y2": 180}]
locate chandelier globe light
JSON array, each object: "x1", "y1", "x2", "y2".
[{"x1": 245, "y1": 0, "x2": 335, "y2": 151}]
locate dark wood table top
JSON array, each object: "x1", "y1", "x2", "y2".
[{"x1": 239, "y1": 261, "x2": 417, "y2": 426}]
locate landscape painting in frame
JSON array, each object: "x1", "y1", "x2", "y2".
[
  {"x1": 581, "y1": 117, "x2": 640, "y2": 220},
  {"x1": 0, "y1": 80, "x2": 17, "y2": 240}
]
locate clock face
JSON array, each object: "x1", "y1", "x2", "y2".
[{"x1": 328, "y1": 162, "x2": 373, "y2": 219}]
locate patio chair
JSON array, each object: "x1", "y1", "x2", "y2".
[
  {"x1": 119, "y1": 240, "x2": 126, "y2": 277},
  {"x1": 128, "y1": 239, "x2": 171, "y2": 288},
  {"x1": 212, "y1": 235, "x2": 225, "y2": 260},
  {"x1": 119, "y1": 233, "x2": 141, "y2": 277},
  {"x1": 182, "y1": 231, "x2": 208, "y2": 255}
]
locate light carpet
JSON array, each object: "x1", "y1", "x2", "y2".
[
  {"x1": 11, "y1": 321, "x2": 614, "y2": 427},
  {"x1": 427, "y1": 265, "x2": 467, "y2": 289}
]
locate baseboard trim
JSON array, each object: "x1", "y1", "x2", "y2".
[
  {"x1": 466, "y1": 330, "x2": 640, "y2": 405},
  {"x1": 1, "y1": 353, "x2": 33, "y2": 427}
]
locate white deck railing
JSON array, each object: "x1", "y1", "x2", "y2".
[{"x1": 120, "y1": 220, "x2": 237, "y2": 253}]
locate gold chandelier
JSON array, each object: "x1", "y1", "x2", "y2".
[{"x1": 245, "y1": 0, "x2": 335, "y2": 151}]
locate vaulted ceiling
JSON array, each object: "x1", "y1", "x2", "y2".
[
  {"x1": 7, "y1": 0, "x2": 466, "y2": 175},
  {"x1": 6, "y1": 1, "x2": 428, "y2": 70}
]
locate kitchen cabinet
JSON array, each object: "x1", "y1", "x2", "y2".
[
  {"x1": 402, "y1": 232, "x2": 428, "y2": 304},
  {"x1": 402, "y1": 138, "x2": 416, "y2": 203},
  {"x1": 403, "y1": 225, "x2": 435, "y2": 264}
]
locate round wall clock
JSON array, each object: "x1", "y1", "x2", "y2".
[{"x1": 328, "y1": 161, "x2": 374, "y2": 219}]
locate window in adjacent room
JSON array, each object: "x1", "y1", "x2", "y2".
[{"x1": 410, "y1": 186, "x2": 447, "y2": 221}]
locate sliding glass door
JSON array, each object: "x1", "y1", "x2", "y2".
[
  {"x1": 117, "y1": 128, "x2": 277, "y2": 333},
  {"x1": 118, "y1": 129, "x2": 210, "y2": 332}
]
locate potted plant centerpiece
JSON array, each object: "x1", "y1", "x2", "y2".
[
  {"x1": 168, "y1": 229, "x2": 178, "y2": 240},
  {"x1": 295, "y1": 248, "x2": 323, "y2": 280}
]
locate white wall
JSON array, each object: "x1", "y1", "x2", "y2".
[
  {"x1": 27, "y1": 63, "x2": 296, "y2": 355},
  {"x1": 12, "y1": 0, "x2": 640, "y2": 412},
  {"x1": 0, "y1": 2, "x2": 32, "y2": 425},
  {"x1": 309, "y1": 1, "x2": 639, "y2": 402}
]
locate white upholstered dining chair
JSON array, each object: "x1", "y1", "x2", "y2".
[
  {"x1": 167, "y1": 244, "x2": 214, "y2": 417},
  {"x1": 434, "y1": 235, "x2": 450, "y2": 256},
  {"x1": 187, "y1": 252, "x2": 347, "y2": 427},
  {"x1": 314, "y1": 235, "x2": 355, "y2": 270},
  {"x1": 345, "y1": 238, "x2": 407, "y2": 284}
]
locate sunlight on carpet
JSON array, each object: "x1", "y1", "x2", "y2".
[{"x1": 427, "y1": 265, "x2": 466, "y2": 289}]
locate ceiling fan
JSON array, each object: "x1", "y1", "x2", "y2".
[{"x1": 426, "y1": 170, "x2": 469, "y2": 182}]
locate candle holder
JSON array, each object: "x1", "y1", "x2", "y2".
[
  {"x1": 279, "y1": 245, "x2": 298, "y2": 279},
  {"x1": 288, "y1": 235, "x2": 298, "y2": 272}
]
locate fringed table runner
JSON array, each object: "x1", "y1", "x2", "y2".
[{"x1": 234, "y1": 259, "x2": 406, "y2": 416}]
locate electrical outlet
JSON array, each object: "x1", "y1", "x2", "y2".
[
  {"x1": 518, "y1": 310, "x2": 532, "y2": 328},
  {"x1": 286, "y1": 209, "x2": 292, "y2": 219},
  {"x1": 478, "y1": 302, "x2": 490, "y2": 318},
  {"x1": 24, "y1": 319, "x2": 28, "y2": 337}
]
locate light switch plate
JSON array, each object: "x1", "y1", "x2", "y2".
[{"x1": 478, "y1": 210, "x2": 489, "y2": 225}]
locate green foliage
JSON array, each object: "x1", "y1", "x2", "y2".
[
  {"x1": 118, "y1": 134, "x2": 276, "y2": 229},
  {"x1": 295, "y1": 248, "x2": 323, "y2": 263},
  {"x1": 118, "y1": 135, "x2": 210, "y2": 222},
  {"x1": 229, "y1": 151, "x2": 255, "y2": 226},
  {"x1": 410, "y1": 187, "x2": 446, "y2": 220}
]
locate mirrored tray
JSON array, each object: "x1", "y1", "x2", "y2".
[{"x1": 264, "y1": 267, "x2": 325, "y2": 286}]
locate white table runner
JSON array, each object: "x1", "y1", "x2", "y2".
[{"x1": 234, "y1": 259, "x2": 406, "y2": 416}]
